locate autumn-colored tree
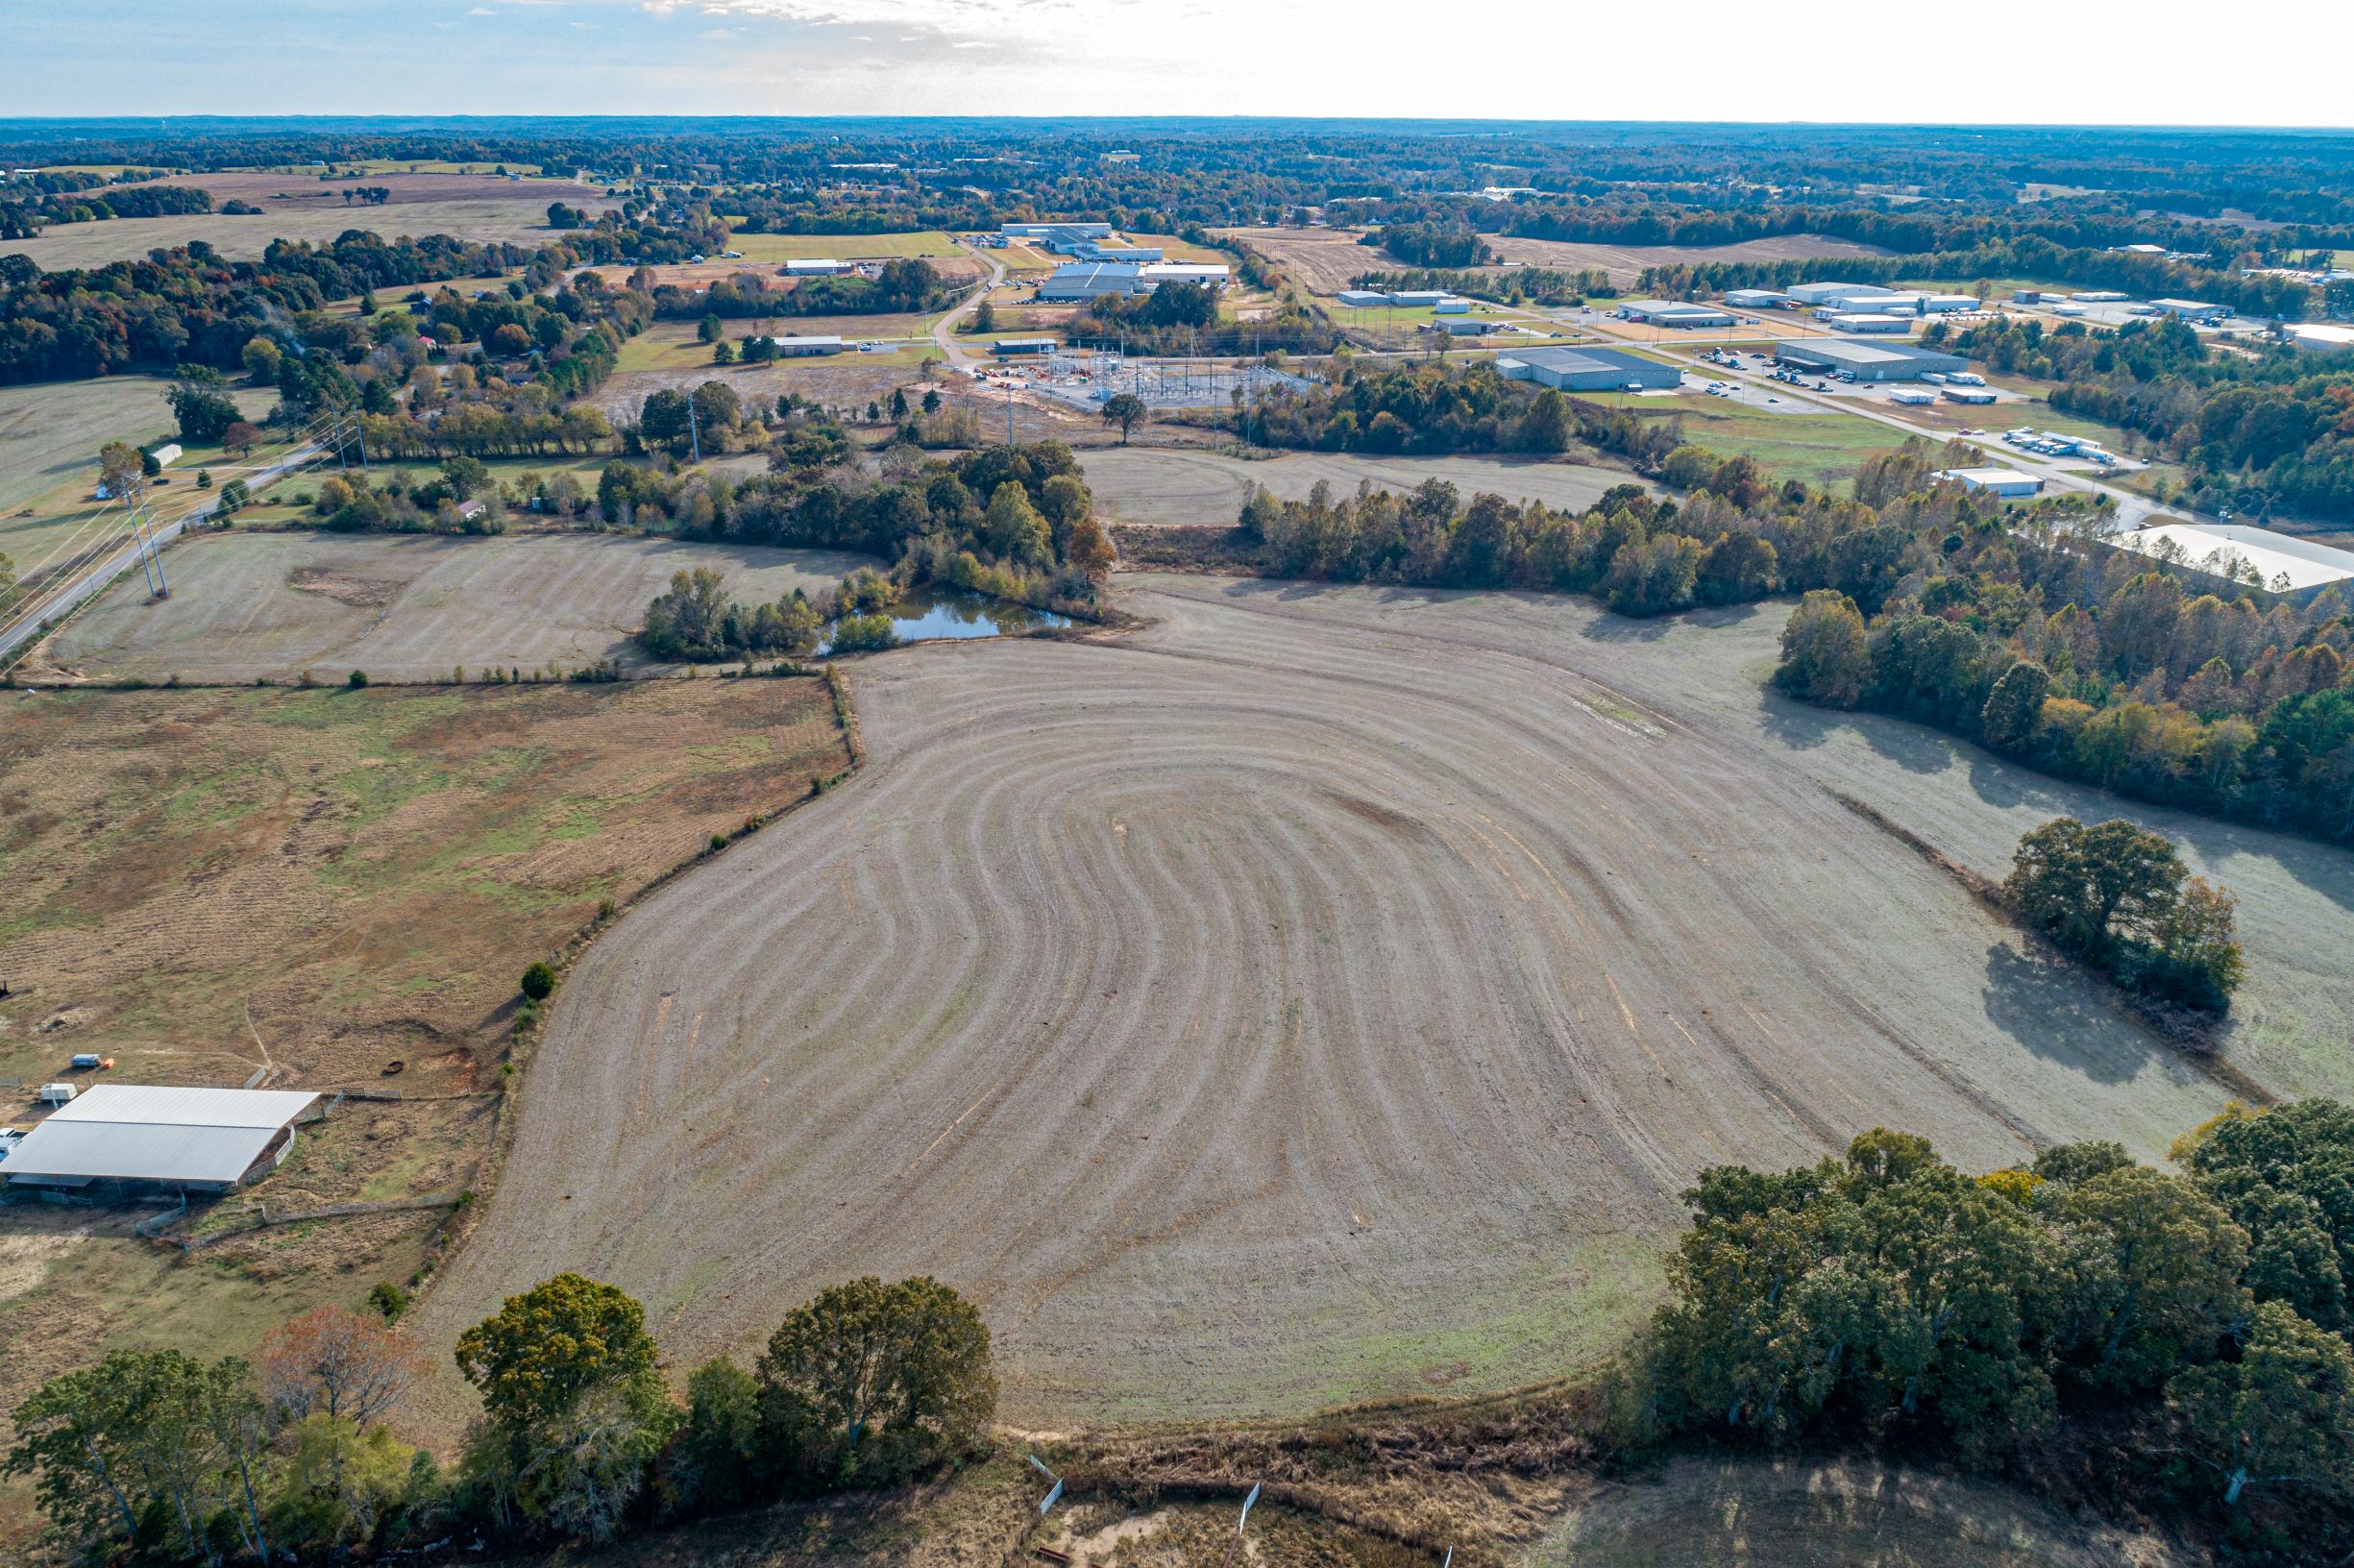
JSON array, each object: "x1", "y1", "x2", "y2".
[
  {"x1": 257, "y1": 1304, "x2": 429, "y2": 1427},
  {"x1": 1775, "y1": 590, "x2": 1871, "y2": 707}
]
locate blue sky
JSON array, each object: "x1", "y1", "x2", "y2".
[{"x1": 9, "y1": 0, "x2": 2352, "y2": 124}]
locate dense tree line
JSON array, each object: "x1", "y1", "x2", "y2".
[
  {"x1": 1347, "y1": 264, "x2": 1616, "y2": 306},
  {"x1": 8, "y1": 1273, "x2": 995, "y2": 1559},
  {"x1": 1770, "y1": 442, "x2": 2354, "y2": 849},
  {"x1": 0, "y1": 213, "x2": 693, "y2": 385},
  {"x1": 601, "y1": 438, "x2": 1115, "y2": 631},
  {"x1": 1633, "y1": 1103, "x2": 2354, "y2": 1553},
  {"x1": 649, "y1": 257, "x2": 953, "y2": 324},
  {"x1": 1363, "y1": 223, "x2": 1491, "y2": 268},
  {"x1": 1641, "y1": 235, "x2": 2317, "y2": 321}
]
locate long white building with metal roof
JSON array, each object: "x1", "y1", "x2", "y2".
[{"x1": 5, "y1": 1085, "x2": 321, "y2": 1193}]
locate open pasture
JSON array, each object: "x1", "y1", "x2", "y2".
[
  {"x1": 417, "y1": 576, "x2": 2239, "y2": 1428},
  {"x1": 1079, "y1": 446, "x2": 1650, "y2": 527},
  {"x1": 1484, "y1": 232, "x2": 1894, "y2": 286},
  {"x1": 40, "y1": 531, "x2": 872, "y2": 683},
  {"x1": 0, "y1": 674, "x2": 848, "y2": 1417},
  {"x1": 1218, "y1": 227, "x2": 1892, "y2": 295},
  {"x1": 726, "y1": 231, "x2": 965, "y2": 262},
  {"x1": 0, "y1": 171, "x2": 617, "y2": 268}
]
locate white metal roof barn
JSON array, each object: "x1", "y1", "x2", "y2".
[{"x1": 5, "y1": 1085, "x2": 320, "y2": 1190}]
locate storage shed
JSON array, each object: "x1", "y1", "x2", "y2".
[{"x1": 5, "y1": 1086, "x2": 321, "y2": 1194}]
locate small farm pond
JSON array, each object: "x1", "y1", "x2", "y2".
[{"x1": 819, "y1": 586, "x2": 1070, "y2": 655}]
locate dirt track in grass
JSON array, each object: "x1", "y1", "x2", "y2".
[{"x1": 415, "y1": 575, "x2": 2249, "y2": 1430}]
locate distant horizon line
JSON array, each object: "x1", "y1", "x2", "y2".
[{"x1": 2, "y1": 114, "x2": 2352, "y2": 135}]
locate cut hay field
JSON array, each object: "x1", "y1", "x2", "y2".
[
  {"x1": 1079, "y1": 446, "x2": 1651, "y2": 527},
  {"x1": 1638, "y1": 393, "x2": 1913, "y2": 489},
  {"x1": 1217, "y1": 227, "x2": 1893, "y2": 294},
  {"x1": 727, "y1": 231, "x2": 963, "y2": 262},
  {"x1": 0, "y1": 170, "x2": 617, "y2": 268},
  {"x1": 39, "y1": 531, "x2": 874, "y2": 683},
  {"x1": 0, "y1": 378, "x2": 279, "y2": 601},
  {"x1": 0, "y1": 675, "x2": 850, "y2": 1420},
  {"x1": 414, "y1": 575, "x2": 2254, "y2": 1430},
  {"x1": 1484, "y1": 233, "x2": 1894, "y2": 286}
]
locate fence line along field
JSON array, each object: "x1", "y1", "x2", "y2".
[
  {"x1": 0, "y1": 674, "x2": 852, "y2": 1414},
  {"x1": 415, "y1": 578, "x2": 2234, "y2": 1430},
  {"x1": 37, "y1": 531, "x2": 874, "y2": 683}
]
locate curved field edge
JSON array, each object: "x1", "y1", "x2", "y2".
[{"x1": 411, "y1": 577, "x2": 2264, "y2": 1433}]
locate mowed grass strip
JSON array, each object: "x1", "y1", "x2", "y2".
[{"x1": 727, "y1": 231, "x2": 963, "y2": 261}]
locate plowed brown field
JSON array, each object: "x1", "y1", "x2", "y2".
[
  {"x1": 419, "y1": 576, "x2": 2249, "y2": 1428},
  {"x1": 43, "y1": 531, "x2": 872, "y2": 682}
]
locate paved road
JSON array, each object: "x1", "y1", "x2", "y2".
[
  {"x1": 930, "y1": 242, "x2": 1007, "y2": 371},
  {"x1": 0, "y1": 441, "x2": 321, "y2": 665}
]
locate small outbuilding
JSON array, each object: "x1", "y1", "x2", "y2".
[
  {"x1": 1933, "y1": 467, "x2": 2045, "y2": 499},
  {"x1": 5, "y1": 1085, "x2": 321, "y2": 1195}
]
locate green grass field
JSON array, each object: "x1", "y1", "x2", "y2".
[
  {"x1": 1645, "y1": 394, "x2": 1911, "y2": 490},
  {"x1": 727, "y1": 231, "x2": 962, "y2": 262}
]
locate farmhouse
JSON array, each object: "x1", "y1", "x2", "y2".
[
  {"x1": 5, "y1": 1085, "x2": 321, "y2": 1195},
  {"x1": 1933, "y1": 467, "x2": 2045, "y2": 498},
  {"x1": 1495, "y1": 345, "x2": 1681, "y2": 392},
  {"x1": 1775, "y1": 339, "x2": 1966, "y2": 381},
  {"x1": 765, "y1": 334, "x2": 846, "y2": 356},
  {"x1": 1617, "y1": 299, "x2": 1736, "y2": 327}
]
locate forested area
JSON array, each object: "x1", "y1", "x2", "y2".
[
  {"x1": 1362, "y1": 223, "x2": 1490, "y2": 268},
  {"x1": 648, "y1": 257, "x2": 953, "y2": 323},
  {"x1": 9, "y1": 1272, "x2": 997, "y2": 1558},
  {"x1": 615, "y1": 439, "x2": 1116, "y2": 649},
  {"x1": 1633, "y1": 1102, "x2": 2354, "y2": 1555},
  {"x1": 0, "y1": 208, "x2": 695, "y2": 385},
  {"x1": 1348, "y1": 264, "x2": 1616, "y2": 305},
  {"x1": 1768, "y1": 442, "x2": 2354, "y2": 849},
  {"x1": 1241, "y1": 357, "x2": 1672, "y2": 466}
]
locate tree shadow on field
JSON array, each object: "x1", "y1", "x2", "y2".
[
  {"x1": 1756, "y1": 687, "x2": 1842, "y2": 752},
  {"x1": 1979, "y1": 943, "x2": 2151, "y2": 1086},
  {"x1": 1852, "y1": 711, "x2": 1965, "y2": 776}
]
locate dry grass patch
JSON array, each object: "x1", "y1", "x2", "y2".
[{"x1": 0, "y1": 675, "x2": 850, "y2": 1424}]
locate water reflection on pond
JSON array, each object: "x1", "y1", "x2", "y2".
[{"x1": 817, "y1": 587, "x2": 1070, "y2": 655}]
